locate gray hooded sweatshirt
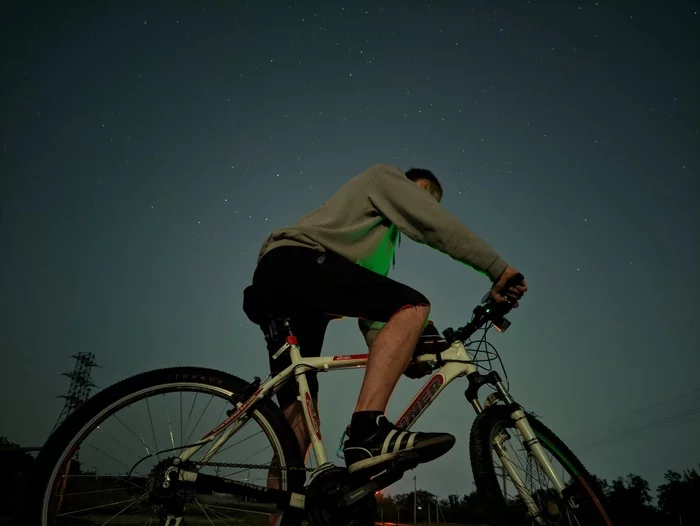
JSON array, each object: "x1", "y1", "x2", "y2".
[{"x1": 257, "y1": 164, "x2": 508, "y2": 281}]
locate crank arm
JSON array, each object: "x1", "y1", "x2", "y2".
[{"x1": 179, "y1": 470, "x2": 306, "y2": 512}]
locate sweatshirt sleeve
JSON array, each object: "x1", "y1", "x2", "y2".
[{"x1": 368, "y1": 165, "x2": 508, "y2": 281}]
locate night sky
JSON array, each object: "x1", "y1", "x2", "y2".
[{"x1": 1, "y1": 1, "x2": 698, "y2": 500}]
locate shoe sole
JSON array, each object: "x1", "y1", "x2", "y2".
[{"x1": 347, "y1": 434, "x2": 456, "y2": 475}]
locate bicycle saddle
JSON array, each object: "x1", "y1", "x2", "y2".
[{"x1": 243, "y1": 285, "x2": 288, "y2": 325}]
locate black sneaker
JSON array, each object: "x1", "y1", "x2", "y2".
[{"x1": 343, "y1": 416, "x2": 455, "y2": 475}]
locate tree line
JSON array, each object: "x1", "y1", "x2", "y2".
[{"x1": 377, "y1": 468, "x2": 699, "y2": 525}]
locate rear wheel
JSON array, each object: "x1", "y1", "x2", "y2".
[
  {"x1": 22, "y1": 367, "x2": 306, "y2": 526},
  {"x1": 470, "y1": 405, "x2": 613, "y2": 526}
]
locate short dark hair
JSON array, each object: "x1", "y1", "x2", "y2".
[{"x1": 405, "y1": 168, "x2": 443, "y2": 199}]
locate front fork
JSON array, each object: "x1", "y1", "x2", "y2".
[{"x1": 466, "y1": 371, "x2": 566, "y2": 523}]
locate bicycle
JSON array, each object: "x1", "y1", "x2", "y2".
[{"x1": 23, "y1": 273, "x2": 613, "y2": 526}]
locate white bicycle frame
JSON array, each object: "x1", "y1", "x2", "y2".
[{"x1": 177, "y1": 336, "x2": 566, "y2": 519}]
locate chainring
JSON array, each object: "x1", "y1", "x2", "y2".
[{"x1": 306, "y1": 466, "x2": 377, "y2": 526}]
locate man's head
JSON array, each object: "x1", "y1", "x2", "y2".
[{"x1": 406, "y1": 168, "x2": 443, "y2": 202}]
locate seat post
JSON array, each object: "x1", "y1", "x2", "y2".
[{"x1": 281, "y1": 318, "x2": 294, "y2": 336}]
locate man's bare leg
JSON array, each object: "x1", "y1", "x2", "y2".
[
  {"x1": 344, "y1": 304, "x2": 455, "y2": 474},
  {"x1": 355, "y1": 304, "x2": 430, "y2": 412}
]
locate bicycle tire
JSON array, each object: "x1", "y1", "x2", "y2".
[
  {"x1": 470, "y1": 404, "x2": 613, "y2": 526},
  {"x1": 21, "y1": 366, "x2": 306, "y2": 526}
]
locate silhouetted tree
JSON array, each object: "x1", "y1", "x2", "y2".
[
  {"x1": 0, "y1": 436, "x2": 37, "y2": 516},
  {"x1": 392, "y1": 490, "x2": 431, "y2": 522},
  {"x1": 657, "y1": 466, "x2": 700, "y2": 525},
  {"x1": 0, "y1": 436, "x2": 35, "y2": 475},
  {"x1": 605, "y1": 473, "x2": 659, "y2": 525}
]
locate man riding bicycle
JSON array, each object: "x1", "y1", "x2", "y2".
[{"x1": 243, "y1": 164, "x2": 527, "y2": 479}]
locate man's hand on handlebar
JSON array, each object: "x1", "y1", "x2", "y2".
[{"x1": 490, "y1": 266, "x2": 528, "y2": 308}]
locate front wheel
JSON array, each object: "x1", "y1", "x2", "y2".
[
  {"x1": 470, "y1": 405, "x2": 613, "y2": 526},
  {"x1": 22, "y1": 366, "x2": 306, "y2": 526}
]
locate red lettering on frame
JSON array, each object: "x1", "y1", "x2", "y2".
[
  {"x1": 396, "y1": 374, "x2": 445, "y2": 430},
  {"x1": 332, "y1": 354, "x2": 369, "y2": 361},
  {"x1": 305, "y1": 392, "x2": 322, "y2": 440}
]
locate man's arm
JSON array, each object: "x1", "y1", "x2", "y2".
[{"x1": 367, "y1": 165, "x2": 508, "y2": 281}]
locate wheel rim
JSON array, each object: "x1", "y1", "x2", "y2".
[
  {"x1": 490, "y1": 420, "x2": 610, "y2": 525},
  {"x1": 40, "y1": 381, "x2": 293, "y2": 525}
]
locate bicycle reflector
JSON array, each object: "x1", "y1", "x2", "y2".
[
  {"x1": 491, "y1": 314, "x2": 511, "y2": 333},
  {"x1": 491, "y1": 312, "x2": 510, "y2": 332}
]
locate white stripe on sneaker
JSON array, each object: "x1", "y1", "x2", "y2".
[
  {"x1": 407, "y1": 432, "x2": 417, "y2": 449},
  {"x1": 381, "y1": 429, "x2": 398, "y2": 455},
  {"x1": 393, "y1": 431, "x2": 408, "y2": 453}
]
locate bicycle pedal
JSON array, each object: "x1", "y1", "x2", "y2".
[
  {"x1": 339, "y1": 480, "x2": 379, "y2": 509},
  {"x1": 341, "y1": 457, "x2": 416, "y2": 509}
]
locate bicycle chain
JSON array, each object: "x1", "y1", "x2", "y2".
[{"x1": 195, "y1": 460, "x2": 317, "y2": 473}]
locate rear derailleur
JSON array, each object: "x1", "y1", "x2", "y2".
[{"x1": 135, "y1": 456, "x2": 190, "y2": 525}]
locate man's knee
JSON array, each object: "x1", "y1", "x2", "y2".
[{"x1": 395, "y1": 302, "x2": 431, "y2": 324}]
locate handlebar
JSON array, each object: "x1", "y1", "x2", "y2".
[{"x1": 442, "y1": 273, "x2": 525, "y2": 344}]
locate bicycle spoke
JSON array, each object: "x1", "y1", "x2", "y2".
[
  {"x1": 214, "y1": 403, "x2": 228, "y2": 432},
  {"x1": 82, "y1": 441, "x2": 136, "y2": 473},
  {"x1": 185, "y1": 394, "x2": 214, "y2": 445},
  {"x1": 65, "y1": 461, "x2": 146, "y2": 490},
  {"x1": 183, "y1": 392, "x2": 199, "y2": 441},
  {"x1": 180, "y1": 391, "x2": 184, "y2": 448},
  {"x1": 95, "y1": 422, "x2": 146, "y2": 462},
  {"x1": 55, "y1": 497, "x2": 139, "y2": 517},
  {"x1": 195, "y1": 497, "x2": 217, "y2": 525},
  {"x1": 114, "y1": 413, "x2": 155, "y2": 456},
  {"x1": 217, "y1": 427, "x2": 264, "y2": 455},
  {"x1": 201, "y1": 502, "x2": 240, "y2": 522},
  {"x1": 136, "y1": 423, "x2": 152, "y2": 456},
  {"x1": 61, "y1": 487, "x2": 129, "y2": 498},
  {"x1": 145, "y1": 397, "x2": 160, "y2": 458},
  {"x1": 98, "y1": 498, "x2": 137, "y2": 525},
  {"x1": 166, "y1": 404, "x2": 175, "y2": 449}
]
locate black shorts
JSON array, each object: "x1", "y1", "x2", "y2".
[{"x1": 248, "y1": 246, "x2": 430, "y2": 409}]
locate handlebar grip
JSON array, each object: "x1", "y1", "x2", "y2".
[
  {"x1": 481, "y1": 273, "x2": 526, "y2": 305},
  {"x1": 494, "y1": 272, "x2": 525, "y2": 304},
  {"x1": 503, "y1": 272, "x2": 525, "y2": 290}
]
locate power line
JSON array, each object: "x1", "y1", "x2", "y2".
[
  {"x1": 565, "y1": 386, "x2": 700, "y2": 442},
  {"x1": 574, "y1": 406, "x2": 700, "y2": 452}
]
